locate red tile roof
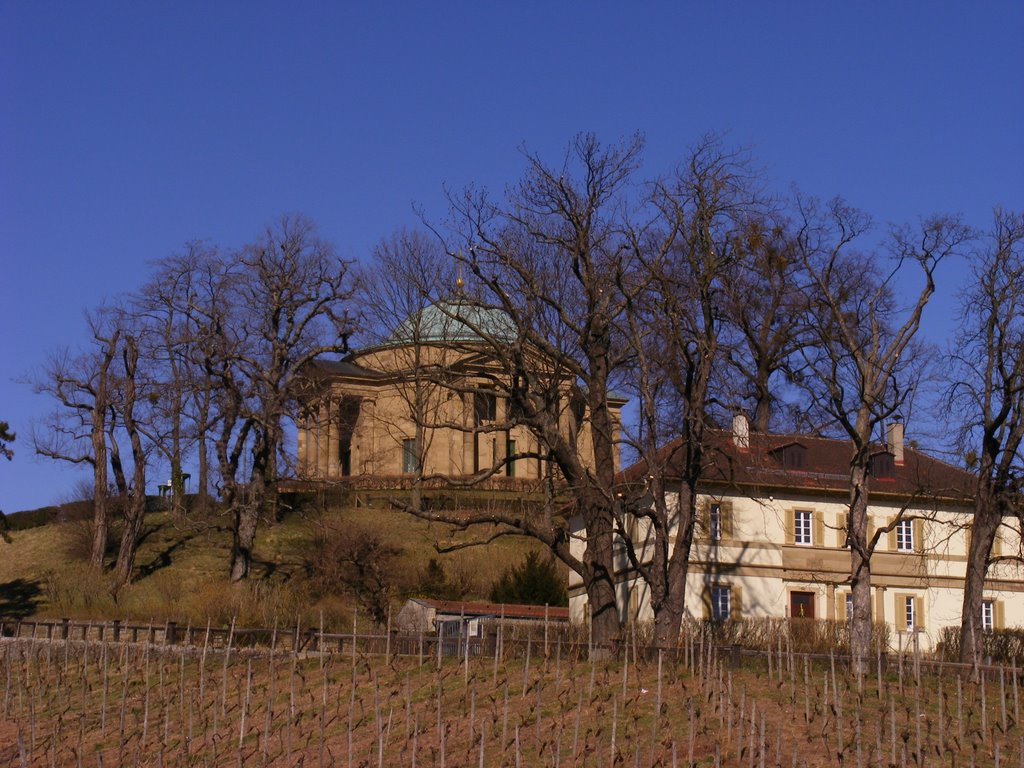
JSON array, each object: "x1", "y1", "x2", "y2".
[
  {"x1": 413, "y1": 598, "x2": 570, "y2": 621},
  {"x1": 619, "y1": 430, "x2": 975, "y2": 504}
]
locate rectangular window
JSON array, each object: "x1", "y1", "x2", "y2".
[
  {"x1": 845, "y1": 593, "x2": 854, "y2": 622},
  {"x1": 473, "y1": 391, "x2": 496, "y2": 424},
  {"x1": 904, "y1": 595, "x2": 915, "y2": 631},
  {"x1": 896, "y1": 519, "x2": 914, "y2": 552},
  {"x1": 982, "y1": 600, "x2": 994, "y2": 633},
  {"x1": 402, "y1": 438, "x2": 418, "y2": 474},
  {"x1": 709, "y1": 503, "x2": 721, "y2": 541},
  {"x1": 506, "y1": 440, "x2": 516, "y2": 477},
  {"x1": 711, "y1": 586, "x2": 731, "y2": 621},
  {"x1": 794, "y1": 511, "x2": 813, "y2": 546}
]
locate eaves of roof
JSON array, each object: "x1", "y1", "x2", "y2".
[{"x1": 619, "y1": 430, "x2": 975, "y2": 506}]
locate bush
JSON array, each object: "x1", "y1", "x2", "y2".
[
  {"x1": 935, "y1": 625, "x2": 1024, "y2": 663},
  {"x1": 489, "y1": 551, "x2": 567, "y2": 606},
  {"x1": 688, "y1": 617, "x2": 890, "y2": 655},
  {"x1": 416, "y1": 558, "x2": 466, "y2": 600},
  {"x1": 306, "y1": 520, "x2": 401, "y2": 626}
]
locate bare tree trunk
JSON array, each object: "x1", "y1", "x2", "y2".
[
  {"x1": 112, "y1": 493, "x2": 146, "y2": 589},
  {"x1": 89, "y1": 331, "x2": 121, "y2": 567},
  {"x1": 653, "y1": 484, "x2": 698, "y2": 649},
  {"x1": 580, "y1": 499, "x2": 619, "y2": 657},
  {"x1": 90, "y1": 412, "x2": 110, "y2": 567},
  {"x1": 196, "y1": 432, "x2": 209, "y2": 511},
  {"x1": 960, "y1": 502, "x2": 999, "y2": 668},
  {"x1": 230, "y1": 499, "x2": 259, "y2": 582},
  {"x1": 848, "y1": 463, "x2": 873, "y2": 673},
  {"x1": 109, "y1": 336, "x2": 150, "y2": 593},
  {"x1": 751, "y1": 385, "x2": 772, "y2": 433}
]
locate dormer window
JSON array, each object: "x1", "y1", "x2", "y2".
[
  {"x1": 871, "y1": 451, "x2": 895, "y2": 478},
  {"x1": 771, "y1": 442, "x2": 807, "y2": 470}
]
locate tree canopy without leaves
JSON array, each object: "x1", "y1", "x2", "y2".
[
  {"x1": 795, "y1": 197, "x2": 970, "y2": 670},
  {"x1": 617, "y1": 136, "x2": 770, "y2": 648},
  {"x1": 948, "y1": 208, "x2": 1024, "y2": 669},
  {"x1": 33, "y1": 215, "x2": 356, "y2": 586}
]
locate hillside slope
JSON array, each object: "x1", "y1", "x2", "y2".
[{"x1": 0, "y1": 498, "x2": 545, "y2": 629}]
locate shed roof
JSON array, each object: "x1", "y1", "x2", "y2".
[{"x1": 409, "y1": 598, "x2": 570, "y2": 621}]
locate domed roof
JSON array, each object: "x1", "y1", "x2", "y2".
[{"x1": 388, "y1": 300, "x2": 517, "y2": 345}]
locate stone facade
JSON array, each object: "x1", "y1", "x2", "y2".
[
  {"x1": 296, "y1": 302, "x2": 624, "y2": 484},
  {"x1": 569, "y1": 419, "x2": 1023, "y2": 650}
]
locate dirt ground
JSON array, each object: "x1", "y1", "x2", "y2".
[{"x1": 1, "y1": 638, "x2": 1019, "y2": 767}]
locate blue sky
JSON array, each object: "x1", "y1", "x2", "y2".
[{"x1": 2, "y1": 3, "x2": 1022, "y2": 512}]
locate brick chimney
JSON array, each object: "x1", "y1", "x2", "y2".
[
  {"x1": 887, "y1": 419, "x2": 904, "y2": 465},
  {"x1": 733, "y1": 413, "x2": 750, "y2": 450}
]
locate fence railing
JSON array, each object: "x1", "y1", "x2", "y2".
[
  {"x1": 0, "y1": 615, "x2": 578, "y2": 660},
  {"x1": 2, "y1": 615, "x2": 1020, "y2": 682}
]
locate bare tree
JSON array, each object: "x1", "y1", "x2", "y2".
[
  {"x1": 795, "y1": 197, "x2": 970, "y2": 670},
  {"x1": 356, "y1": 229, "x2": 459, "y2": 508},
  {"x1": 617, "y1": 137, "x2": 764, "y2": 647},
  {"x1": 218, "y1": 216, "x2": 356, "y2": 581},
  {"x1": 34, "y1": 307, "x2": 156, "y2": 590},
  {"x1": 720, "y1": 216, "x2": 810, "y2": 432},
  {"x1": 134, "y1": 242, "x2": 220, "y2": 517},
  {"x1": 33, "y1": 312, "x2": 121, "y2": 567},
  {"x1": 949, "y1": 209, "x2": 1024, "y2": 669},
  {"x1": 389, "y1": 135, "x2": 645, "y2": 650},
  {"x1": 106, "y1": 328, "x2": 151, "y2": 592}
]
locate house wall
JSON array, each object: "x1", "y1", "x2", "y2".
[{"x1": 569, "y1": 490, "x2": 1024, "y2": 651}]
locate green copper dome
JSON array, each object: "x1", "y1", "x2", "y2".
[{"x1": 389, "y1": 300, "x2": 517, "y2": 345}]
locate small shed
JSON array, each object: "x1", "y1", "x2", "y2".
[{"x1": 396, "y1": 598, "x2": 569, "y2": 638}]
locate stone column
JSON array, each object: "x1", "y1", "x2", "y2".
[
  {"x1": 316, "y1": 398, "x2": 330, "y2": 478},
  {"x1": 495, "y1": 397, "x2": 508, "y2": 472},
  {"x1": 296, "y1": 409, "x2": 308, "y2": 477},
  {"x1": 462, "y1": 392, "x2": 473, "y2": 475},
  {"x1": 327, "y1": 394, "x2": 340, "y2": 480}
]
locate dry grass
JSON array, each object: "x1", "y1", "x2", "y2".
[{"x1": 0, "y1": 500, "x2": 543, "y2": 629}]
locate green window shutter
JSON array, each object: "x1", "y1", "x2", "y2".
[
  {"x1": 730, "y1": 585, "x2": 743, "y2": 620},
  {"x1": 992, "y1": 528, "x2": 1003, "y2": 557},
  {"x1": 995, "y1": 600, "x2": 1006, "y2": 630},
  {"x1": 721, "y1": 500, "x2": 734, "y2": 539},
  {"x1": 785, "y1": 509, "x2": 795, "y2": 545},
  {"x1": 913, "y1": 519, "x2": 925, "y2": 553},
  {"x1": 813, "y1": 511, "x2": 824, "y2": 548},
  {"x1": 701, "y1": 587, "x2": 711, "y2": 619},
  {"x1": 887, "y1": 517, "x2": 897, "y2": 552},
  {"x1": 836, "y1": 592, "x2": 847, "y2": 622},
  {"x1": 914, "y1": 596, "x2": 925, "y2": 630}
]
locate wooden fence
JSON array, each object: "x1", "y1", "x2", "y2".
[
  {"x1": 3, "y1": 615, "x2": 1021, "y2": 685},
  {"x1": 0, "y1": 615, "x2": 579, "y2": 661}
]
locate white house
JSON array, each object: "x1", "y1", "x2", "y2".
[{"x1": 569, "y1": 417, "x2": 1022, "y2": 651}]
